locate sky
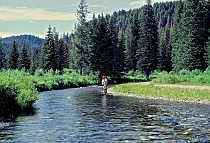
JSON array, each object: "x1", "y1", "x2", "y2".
[{"x1": 0, "y1": 0, "x2": 170, "y2": 38}]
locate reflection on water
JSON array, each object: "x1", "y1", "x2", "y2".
[{"x1": 0, "y1": 86, "x2": 210, "y2": 142}]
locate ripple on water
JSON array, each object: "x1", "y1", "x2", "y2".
[{"x1": 0, "y1": 87, "x2": 210, "y2": 142}]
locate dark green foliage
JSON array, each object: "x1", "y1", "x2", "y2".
[
  {"x1": 171, "y1": 0, "x2": 208, "y2": 71},
  {"x1": 125, "y1": 9, "x2": 141, "y2": 71},
  {"x1": 18, "y1": 44, "x2": 30, "y2": 70},
  {"x1": 2, "y1": 35, "x2": 43, "y2": 55},
  {"x1": 8, "y1": 41, "x2": 19, "y2": 69},
  {"x1": 112, "y1": 30, "x2": 126, "y2": 82},
  {"x1": 30, "y1": 47, "x2": 40, "y2": 75},
  {"x1": 123, "y1": 70, "x2": 147, "y2": 82},
  {"x1": 74, "y1": 0, "x2": 89, "y2": 75},
  {"x1": 90, "y1": 14, "x2": 113, "y2": 76},
  {"x1": 157, "y1": 16, "x2": 172, "y2": 72},
  {"x1": 0, "y1": 85, "x2": 20, "y2": 115},
  {"x1": 136, "y1": 4, "x2": 158, "y2": 77},
  {"x1": 206, "y1": 29, "x2": 210, "y2": 67},
  {"x1": 40, "y1": 25, "x2": 56, "y2": 71},
  {"x1": 0, "y1": 38, "x2": 3, "y2": 70},
  {"x1": 58, "y1": 38, "x2": 70, "y2": 71},
  {"x1": 153, "y1": 1, "x2": 177, "y2": 28}
]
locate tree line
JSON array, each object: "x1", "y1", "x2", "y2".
[
  {"x1": 71, "y1": 0, "x2": 210, "y2": 81},
  {"x1": 0, "y1": 0, "x2": 210, "y2": 83},
  {"x1": 0, "y1": 30, "x2": 70, "y2": 75}
]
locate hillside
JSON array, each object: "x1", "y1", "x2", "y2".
[{"x1": 2, "y1": 35, "x2": 44, "y2": 54}]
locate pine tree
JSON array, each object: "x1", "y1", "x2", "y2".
[
  {"x1": 172, "y1": 0, "x2": 207, "y2": 71},
  {"x1": 206, "y1": 32, "x2": 210, "y2": 67},
  {"x1": 58, "y1": 37, "x2": 70, "y2": 71},
  {"x1": 90, "y1": 14, "x2": 112, "y2": 76},
  {"x1": 171, "y1": 0, "x2": 184, "y2": 71},
  {"x1": 75, "y1": 0, "x2": 89, "y2": 75},
  {"x1": 107, "y1": 15, "x2": 117, "y2": 79},
  {"x1": 53, "y1": 27, "x2": 60, "y2": 71},
  {"x1": 125, "y1": 10, "x2": 140, "y2": 71},
  {"x1": 18, "y1": 43, "x2": 30, "y2": 70},
  {"x1": 158, "y1": 15, "x2": 172, "y2": 72},
  {"x1": 30, "y1": 47, "x2": 40, "y2": 74},
  {"x1": 136, "y1": 1, "x2": 158, "y2": 77},
  {"x1": 40, "y1": 25, "x2": 56, "y2": 71},
  {"x1": 114, "y1": 29, "x2": 126, "y2": 82},
  {"x1": 8, "y1": 41, "x2": 19, "y2": 69},
  {"x1": 0, "y1": 38, "x2": 3, "y2": 70}
]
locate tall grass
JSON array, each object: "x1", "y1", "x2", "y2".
[{"x1": 150, "y1": 68, "x2": 210, "y2": 85}]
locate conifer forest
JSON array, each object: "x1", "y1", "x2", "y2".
[{"x1": 0, "y1": 0, "x2": 210, "y2": 82}]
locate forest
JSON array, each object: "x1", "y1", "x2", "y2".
[{"x1": 0, "y1": 0, "x2": 210, "y2": 82}]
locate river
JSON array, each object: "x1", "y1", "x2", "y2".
[{"x1": 0, "y1": 86, "x2": 210, "y2": 142}]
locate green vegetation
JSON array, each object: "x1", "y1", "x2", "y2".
[
  {"x1": 122, "y1": 70, "x2": 147, "y2": 82},
  {"x1": 113, "y1": 83, "x2": 210, "y2": 102},
  {"x1": 1, "y1": 0, "x2": 210, "y2": 114},
  {"x1": 150, "y1": 69, "x2": 210, "y2": 85},
  {"x1": 33, "y1": 69, "x2": 98, "y2": 91},
  {"x1": 0, "y1": 69, "x2": 98, "y2": 114},
  {"x1": 0, "y1": 69, "x2": 38, "y2": 111},
  {"x1": 113, "y1": 69, "x2": 210, "y2": 102}
]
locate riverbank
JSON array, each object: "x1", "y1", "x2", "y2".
[{"x1": 108, "y1": 82, "x2": 210, "y2": 104}]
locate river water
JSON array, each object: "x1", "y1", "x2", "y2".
[{"x1": 0, "y1": 86, "x2": 210, "y2": 142}]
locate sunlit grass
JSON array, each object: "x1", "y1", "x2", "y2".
[{"x1": 113, "y1": 83, "x2": 210, "y2": 101}]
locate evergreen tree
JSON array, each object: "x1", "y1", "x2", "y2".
[
  {"x1": 0, "y1": 38, "x2": 3, "y2": 70},
  {"x1": 171, "y1": 0, "x2": 184, "y2": 71},
  {"x1": 58, "y1": 37, "x2": 70, "y2": 71},
  {"x1": 206, "y1": 31, "x2": 210, "y2": 67},
  {"x1": 114, "y1": 29, "x2": 126, "y2": 82},
  {"x1": 40, "y1": 25, "x2": 56, "y2": 71},
  {"x1": 136, "y1": 1, "x2": 158, "y2": 77},
  {"x1": 88, "y1": 14, "x2": 98, "y2": 72},
  {"x1": 8, "y1": 41, "x2": 19, "y2": 69},
  {"x1": 158, "y1": 15, "x2": 172, "y2": 72},
  {"x1": 125, "y1": 10, "x2": 140, "y2": 71},
  {"x1": 172, "y1": 0, "x2": 207, "y2": 71},
  {"x1": 18, "y1": 43, "x2": 30, "y2": 70},
  {"x1": 75, "y1": 0, "x2": 89, "y2": 75},
  {"x1": 53, "y1": 27, "x2": 60, "y2": 71},
  {"x1": 30, "y1": 47, "x2": 40, "y2": 74},
  {"x1": 90, "y1": 14, "x2": 112, "y2": 76},
  {"x1": 107, "y1": 15, "x2": 117, "y2": 79}
]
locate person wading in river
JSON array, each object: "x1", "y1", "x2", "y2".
[{"x1": 101, "y1": 75, "x2": 108, "y2": 95}]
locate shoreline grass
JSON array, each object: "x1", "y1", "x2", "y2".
[{"x1": 112, "y1": 83, "x2": 210, "y2": 104}]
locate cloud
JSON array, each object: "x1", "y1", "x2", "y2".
[
  {"x1": 0, "y1": 31, "x2": 15, "y2": 38},
  {"x1": 129, "y1": 0, "x2": 167, "y2": 6},
  {"x1": 129, "y1": 0, "x2": 145, "y2": 6},
  {"x1": 0, "y1": 6, "x2": 77, "y2": 21},
  {"x1": 90, "y1": 4, "x2": 107, "y2": 10}
]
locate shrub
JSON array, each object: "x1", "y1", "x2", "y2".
[
  {"x1": 0, "y1": 69, "x2": 38, "y2": 109},
  {"x1": 123, "y1": 70, "x2": 147, "y2": 82}
]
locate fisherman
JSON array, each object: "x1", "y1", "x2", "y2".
[{"x1": 101, "y1": 75, "x2": 108, "y2": 94}]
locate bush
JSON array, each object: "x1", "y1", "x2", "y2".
[
  {"x1": 151, "y1": 69, "x2": 210, "y2": 85},
  {"x1": 123, "y1": 70, "x2": 147, "y2": 82},
  {"x1": 33, "y1": 68, "x2": 98, "y2": 91},
  {"x1": 0, "y1": 69, "x2": 38, "y2": 109}
]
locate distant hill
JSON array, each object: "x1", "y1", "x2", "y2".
[{"x1": 2, "y1": 35, "x2": 44, "y2": 54}]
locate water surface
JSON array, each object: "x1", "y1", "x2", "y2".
[{"x1": 0, "y1": 86, "x2": 209, "y2": 142}]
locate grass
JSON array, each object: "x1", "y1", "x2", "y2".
[{"x1": 112, "y1": 83, "x2": 210, "y2": 102}]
